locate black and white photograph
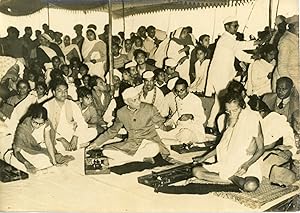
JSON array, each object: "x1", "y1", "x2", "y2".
[{"x1": 0, "y1": 0, "x2": 299, "y2": 212}]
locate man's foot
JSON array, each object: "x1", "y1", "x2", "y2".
[{"x1": 143, "y1": 157, "x2": 155, "y2": 164}]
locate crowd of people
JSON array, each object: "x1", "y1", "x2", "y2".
[{"x1": 0, "y1": 14, "x2": 299, "y2": 192}]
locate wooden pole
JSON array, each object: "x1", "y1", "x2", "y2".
[
  {"x1": 269, "y1": 0, "x2": 272, "y2": 28},
  {"x1": 122, "y1": 0, "x2": 125, "y2": 37},
  {"x1": 47, "y1": 2, "x2": 50, "y2": 27},
  {"x1": 108, "y1": 0, "x2": 114, "y2": 86}
]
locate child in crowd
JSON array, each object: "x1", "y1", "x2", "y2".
[
  {"x1": 134, "y1": 49, "x2": 156, "y2": 76},
  {"x1": 132, "y1": 36, "x2": 147, "y2": 53},
  {"x1": 189, "y1": 45, "x2": 210, "y2": 95},
  {"x1": 164, "y1": 58, "x2": 179, "y2": 82},
  {"x1": 246, "y1": 44, "x2": 277, "y2": 96},
  {"x1": 112, "y1": 42, "x2": 129, "y2": 69},
  {"x1": 45, "y1": 56, "x2": 61, "y2": 85},
  {"x1": 121, "y1": 39, "x2": 134, "y2": 60},
  {"x1": 154, "y1": 68, "x2": 170, "y2": 95},
  {"x1": 61, "y1": 64, "x2": 77, "y2": 100},
  {"x1": 76, "y1": 86, "x2": 104, "y2": 134}
]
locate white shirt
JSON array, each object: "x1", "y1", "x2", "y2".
[
  {"x1": 137, "y1": 84, "x2": 168, "y2": 117},
  {"x1": 206, "y1": 31, "x2": 255, "y2": 95}
]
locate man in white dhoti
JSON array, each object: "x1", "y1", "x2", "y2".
[
  {"x1": 43, "y1": 79, "x2": 97, "y2": 153},
  {"x1": 193, "y1": 92, "x2": 264, "y2": 192}
]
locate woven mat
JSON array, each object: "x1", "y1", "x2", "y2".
[{"x1": 212, "y1": 178, "x2": 299, "y2": 209}]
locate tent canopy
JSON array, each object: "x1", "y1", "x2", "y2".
[{"x1": 0, "y1": 0, "x2": 253, "y2": 18}]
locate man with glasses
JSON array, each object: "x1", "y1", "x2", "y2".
[
  {"x1": 157, "y1": 78, "x2": 206, "y2": 145},
  {"x1": 205, "y1": 16, "x2": 262, "y2": 135},
  {"x1": 87, "y1": 87, "x2": 171, "y2": 166}
]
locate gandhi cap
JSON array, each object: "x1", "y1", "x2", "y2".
[
  {"x1": 125, "y1": 61, "x2": 137, "y2": 69},
  {"x1": 122, "y1": 87, "x2": 140, "y2": 100},
  {"x1": 142, "y1": 71, "x2": 154, "y2": 79},
  {"x1": 223, "y1": 16, "x2": 238, "y2": 25}
]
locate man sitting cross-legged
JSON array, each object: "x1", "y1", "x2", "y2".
[
  {"x1": 87, "y1": 87, "x2": 171, "y2": 166},
  {"x1": 43, "y1": 79, "x2": 97, "y2": 153},
  {"x1": 192, "y1": 92, "x2": 264, "y2": 192}
]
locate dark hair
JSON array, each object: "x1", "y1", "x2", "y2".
[
  {"x1": 69, "y1": 57, "x2": 80, "y2": 65},
  {"x1": 133, "y1": 49, "x2": 147, "y2": 58},
  {"x1": 185, "y1": 26, "x2": 193, "y2": 33},
  {"x1": 51, "y1": 56, "x2": 60, "y2": 63},
  {"x1": 248, "y1": 95, "x2": 271, "y2": 113},
  {"x1": 51, "y1": 78, "x2": 68, "y2": 92},
  {"x1": 153, "y1": 68, "x2": 164, "y2": 79},
  {"x1": 50, "y1": 69, "x2": 63, "y2": 80},
  {"x1": 195, "y1": 45, "x2": 208, "y2": 55},
  {"x1": 7, "y1": 26, "x2": 19, "y2": 36},
  {"x1": 80, "y1": 63, "x2": 89, "y2": 71},
  {"x1": 77, "y1": 86, "x2": 92, "y2": 99},
  {"x1": 20, "y1": 103, "x2": 48, "y2": 124},
  {"x1": 199, "y1": 34, "x2": 210, "y2": 42},
  {"x1": 82, "y1": 74, "x2": 91, "y2": 80},
  {"x1": 227, "y1": 80, "x2": 246, "y2": 94},
  {"x1": 35, "y1": 81, "x2": 48, "y2": 91},
  {"x1": 87, "y1": 24, "x2": 97, "y2": 31},
  {"x1": 260, "y1": 44, "x2": 277, "y2": 60},
  {"x1": 86, "y1": 29, "x2": 96, "y2": 37},
  {"x1": 88, "y1": 75, "x2": 101, "y2": 88},
  {"x1": 16, "y1": 79, "x2": 30, "y2": 90},
  {"x1": 223, "y1": 92, "x2": 246, "y2": 109},
  {"x1": 60, "y1": 64, "x2": 69, "y2": 70},
  {"x1": 174, "y1": 78, "x2": 188, "y2": 88},
  {"x1": 146, "y1": 25, "x2": 155, "y2": 33},
  {"x1": 277, "y1": 77, "x2": 293, "y2": 88}
]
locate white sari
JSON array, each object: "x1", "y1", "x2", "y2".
[{"x1": 82, "y1": 35, "x2": 106, "y2": 79}]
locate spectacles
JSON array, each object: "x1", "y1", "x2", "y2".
[{"x1": 32, "y1": 120, "x2": 45, "y2": 126}]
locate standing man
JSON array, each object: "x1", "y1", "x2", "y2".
[
  {"x1": 277, "y1": 15, "x2": 299, "y2": 93},
  {"x1": 87, "y1": 87, "x2": 171, "y2": 166},
  {"x1": 72, "y1": 24, "x2": 84, "y2": 52},
  {"x1": 205, "y1": 16, "x2": 261, "y2": 134}
]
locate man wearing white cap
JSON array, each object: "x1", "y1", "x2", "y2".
[
  {"x1": 137, "y1": 71, "x2": 168, "y2": 117},
  {"x1": 165, "y1": 58, "x2": 180, "y2": 81},
  {"x1": 87, "y1": 87, "x2": 170, "y2": 166},
  {"x1": 205, "y1": 16, "x2": 261, "y2": 133},
  {"x1": 277, "y1": 15, "x2": 299, "y2": 93}
]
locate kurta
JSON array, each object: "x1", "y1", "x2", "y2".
[
  {"x1": 137, "y1": 85, "x2": 168, "y2": 117},
  {"x1": 93, "y1": 103, "x2": 169, "y2": 157},
  {"x1": 260, "y1": 112, "x2": 297, "y2": 155},
  {"x1": 171, "y1": 93, "x2": 206, "y2": 142},
  {"x1": 206, "y1": 31, "x2": 255, "y2": 96},
  {"x1": 246, "y1": 59, "x2": 274, "y2": 96},
  {"x1": 190, "y1": 59, "x2": 210, "y2": 93}
]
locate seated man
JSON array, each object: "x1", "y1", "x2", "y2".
[
  {"x1": 248, "y1": 97, "x2": 298, "y2": 157},
  {"x1": 157, "y1": 78, "x2": 206, "y2": 144},
  {"x1": 43, "y1": 79, "x2": 97, "y2": 152},
  {"x1": 12, "y1": 104, "x2": 74, "y2": 174},
  {"x1": 137, "y1": 71, "x2": 168, "y2": 117},
  {"x1": 263, "y1": 77, "x2": 299, "y2": 123},
  {"x1": 193, "y1": 92, "x2": 264, "y2": 192},
  {"x1": 87, "y1": 87, "x2": 171, "y2": 167}
]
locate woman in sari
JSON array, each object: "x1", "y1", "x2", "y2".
[
  {"x1": 82, "y1": 28, "x2": 107, "y2": 79},
  {"x1": 12, "y1": 104, "x2": 74, "y2": 173},
  {"x1": 60, "y1": 35, "x2": 82, "y2": 65}
]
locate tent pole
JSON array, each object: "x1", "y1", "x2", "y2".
[
  {"x1": 122, "y1": 0, "x2": 125, "y2": 37},
  {"x1": 47, "y1": 2, "x2": 50, "y2": 27},
  {"x1": 108, "y1": 0, "x2": 114, "y2": 86},
  {"x1": 269, "y1": 0, "x2": 272, "y2": 28}
]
